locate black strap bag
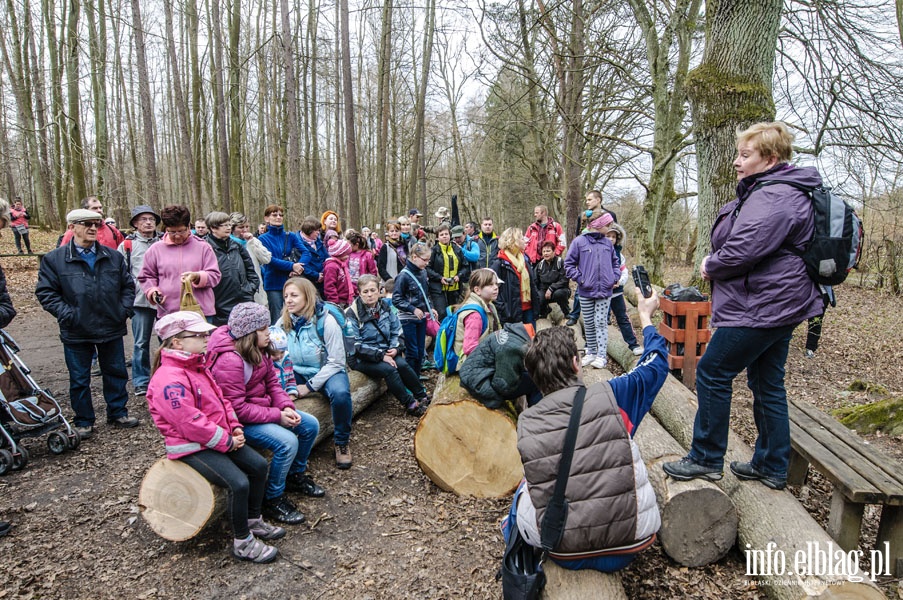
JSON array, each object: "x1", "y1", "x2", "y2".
[{"x1": 500, "y1": 386, "x2": 586, "y2": 599}]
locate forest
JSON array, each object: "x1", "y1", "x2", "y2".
[{"x1": 2, "y1": 0, "x2": 903, "y2": 286}]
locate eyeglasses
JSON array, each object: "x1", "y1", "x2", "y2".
[
  {"x1": 135, "y1": 216, "x2": 157, "y2": 223},
  {"x1": 177, "y1": 332, "x2": 210, "y2": 339},
  {"x1": 77, "y1": 220, "x2": 103, "y2": 228}
]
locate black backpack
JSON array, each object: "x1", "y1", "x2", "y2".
[{"x1": 754, "y1": 179, "x2": 863, "y2": 286}]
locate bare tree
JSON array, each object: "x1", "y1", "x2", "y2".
[
  {"x1": 340, "y1": 0, "x2": 361, "y2": 228},
  {"x1": 130, "y1": 0, "x2": 160, "y2": 206}
]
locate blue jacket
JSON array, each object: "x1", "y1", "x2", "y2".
[
  {"x1": 392, "y1": 263, "x2": 432, "y2": 321},
  {"x1": 259, "y1": 225, "x2": 307, "y2": 291},
  {"x1": 345, "y1": 297, "x2": 402, "y2": 363},
  {"x1": 564, "y1": 232, "x2": 619, "y2": 299},
  {"x1": 460, "y1": 236, "x2": 480, "y2": 266},
  {"x1": 706, "y1": 163, "x2": 823, "y2": 328},
  {"x1": 299, "y1": 234, "x2": 328, "y2": 285}
]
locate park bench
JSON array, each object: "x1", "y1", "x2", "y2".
[{"x1": 787, "y1": 396, "x2": 903, "y2": 576}]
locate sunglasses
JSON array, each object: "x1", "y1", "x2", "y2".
[
  {"x1": 177, "y1": 332, "x2": 210, "y2": 339},
  {"x1": 77, "y1": 220, "x2": 103, "y2": 228}
]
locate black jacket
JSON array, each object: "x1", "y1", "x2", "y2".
[
  {"x1": 459, "y1": 323, "x2": 533, "y2": 408},
  {"x1": 207, "y1": 235, "x2": 259, "y2": 326},
  {"x1": 392, "y1": 263, "x2": 431, "y2": 321},
  {"x1": 36, "y1": 241, "x2": 135, "y2": 344},
  {"x1": 426, "y1": 243, "x2": 471, "y2": 295},
  {"x1": 476, "y1": 234, "x2": 499, "y2": 268},
  {"x1": 377, "y1": 239, "x2": 409, "y2": 282},
  {"x1": 490, "y1": 253, "x2": 540, "y2": 324},
  {"x1": 0, "y1": 265, "x2": 15, "y2": 329},
  {"x1": 534, "y1": 256, "x2": 569, "y2": 295}
]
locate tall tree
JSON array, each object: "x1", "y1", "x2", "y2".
[
  {"x1": 406, "y1": 0, "x2": 436, "y2": 208},
  {"x1": 84, "y1": 0, "x2": 110, "y2": 200},
  {"x1": 339, "y1": 0, "x2": 361, "y2": 228},
  {"x1": 375, "y1": 0, "x2": 393, "y2": 214},
  {"x1": 227, "y1": 0, "x2": 242, "y2": 210},
  {"x1": 130, "y1": 0, "x2": 160, "y2": 206},
  {"x1": 279, "y1": 0, "x2": 302, "y2": 205},
  {"x1": 66, "y1": 0, "x2": 88, "y2": 203}
]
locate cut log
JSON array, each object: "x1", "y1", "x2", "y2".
[
  {"x1": 606, "y1": 348, "x2": 885, "y2": 599},
  {"x1": 542, "y1": 560, "x2": 626, "y2": 600},
  {"x1": 634, "y1": 414, "x2": 738, "y2": 567},
  {"x1": 536, "y1": 317, "x2": 585, "y2": 350},
  {"x1": 140, "y1": 370, "x2": 386, "y2": 541},
  {"x1": 414, "y1": 374, "x2": 523, "y2": 498}
]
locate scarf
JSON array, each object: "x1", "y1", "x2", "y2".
[
  {"x1": 439, "y1": 243, "x2": 459, "y2": 291},
  {"x1": 502, "y1": 249, "x2": 531, "y2": 305}
]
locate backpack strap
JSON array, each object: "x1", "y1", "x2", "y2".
[{"x1": 457, "y1": 303, "x2": 488, "y2": 333}]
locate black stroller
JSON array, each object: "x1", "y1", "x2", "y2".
[{"x1": 0, "y1": 329, "x2": 80, "y2": 474}]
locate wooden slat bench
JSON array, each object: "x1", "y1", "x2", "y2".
[{"x1": 788, "y1": 397, "x2": 903, "y2": 576}]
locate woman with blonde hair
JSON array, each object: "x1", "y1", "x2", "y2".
[{"x1": 490, "y1": 227, "x2": 539, "y2": 329}]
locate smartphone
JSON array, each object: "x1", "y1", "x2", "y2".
[{"x1": 632, "y1": 265, "x2": 653, "y2": 298}]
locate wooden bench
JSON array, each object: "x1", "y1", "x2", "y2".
[{"x1": 788, "y1": 396, "x2": 903, "y2": 576}]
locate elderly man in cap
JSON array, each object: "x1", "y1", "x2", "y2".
[
  {"x1": 36, "y1": 209, "x2": 139, "y2": 439},
  {"x1": 118, "y1": 206, "x2": 163, "y2": 397}
]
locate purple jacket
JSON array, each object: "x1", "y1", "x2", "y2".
[
  {"x1": 706, "y1": 163, "x2": 823, "y2": 328},
  {"x1": 564, "y1": 232, "x2": 620, "y2": 299}
]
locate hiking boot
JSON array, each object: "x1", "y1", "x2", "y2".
[
  {"x1": 580, "y1": 354, "x2": 596, "y2": 367},
  {"x1": 285, "y1": 472, "x2": 325, "y2": 498},
  {"x1": 335, "y1": 444, "x2": 352, "y2": 470},
  {"x1": 590, "y1": 356, "x2": 607, "y2": 369},
  {"x1": 631, "y1": 346, "x2": 644, "y2": 356},
  {"x1": 107, "y1": 415, "x2": 140, "y2": 428},
  {"x1": 662, "y1": 457, "x2": 723, "y2": 482},
  {"x1": 262, "y1": 495, "x2": 305, "y2": 525},
  {"x1": 730, "y1": 461, "x2": 786, "y2": 490},
  {"x1": 232, "y1": 535, "x2": 279, "y2": 563},
  {"x1": 248, "y1": 517, "x2": 286, "y2": 541},
  {"x1": 405, "y1": 400, "x2": 426, "y2": 417},
  {"x1": 74, "y1": 425, "x2": 93, "y2": 440},
  {"x1": 565, "y1": 317, "x2": 579, "y2": 327}
]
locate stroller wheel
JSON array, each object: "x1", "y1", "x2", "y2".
[
  {"x1": 0, "y1": 449, "x2": 12, "y2": 475},
  {"x1": 11, "y1": 446, "x2": 28, "y2": 471},
  {"x1": 48, "y1": 431, "x2": 68, "y2": 455},
  {"x1": 67, "y1": 430, "x2": 81, "y2": 451}
]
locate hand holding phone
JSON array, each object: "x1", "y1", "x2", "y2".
[{"x1": 632, "y1": 265, "x2": 653, "y2": 299}]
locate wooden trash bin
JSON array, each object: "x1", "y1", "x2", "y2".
[{"x1": 657, "y1": 296, "x2": 712, "y2": 390}]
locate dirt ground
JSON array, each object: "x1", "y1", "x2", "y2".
[{"x1": 0, "y1": 239, "x2": 900, "y2": 599}]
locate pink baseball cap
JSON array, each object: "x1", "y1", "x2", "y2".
[{"x1": 154, "y1": 311, "x2": 216, "y2": 340}]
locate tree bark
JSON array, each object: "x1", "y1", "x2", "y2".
[
  {"x1": 66, "y1": 0, "x2": 88, "y2": 203},
  {"x1": 406, "y1": 0, "x2": 436, "y2": 209},
  {"x1": 279, "y1": 0, "x2": 302, "y2": 205},
  {"x1": 130, "y1": 0, "x2": 160, "y2": 207},
  {"x1": 375, "y1": 0, "x2": 393, "y2": 216},
  {"x1": 339, "y1": 0, "x2": 360, "y2": 229},
  {"x1": 85, "y1": 0, "x2": 110, "y2": 201},
  {"x1": 227, "y1": 0, "x2": 242, "y2": 211}
]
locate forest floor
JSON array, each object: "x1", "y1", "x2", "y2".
[{"x1": 0, "y1": 232, "x2": 900, "y2": 599}]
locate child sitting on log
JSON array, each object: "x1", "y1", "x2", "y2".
[
  {"x1": 456, "y1": 268, "x2": 502, "y2": 362},
  {"x1": 501, "y1": 293, "x2": 669, "y2": 572},
  {"x1": 146, "y1": 311, "x2": 283, "y2": 564},
  {"x1": 267, "y1": 325, "x2": 298, "y2": 398},
  {"x1": 207, "y1": 303, "x2": 325, "y2": 526},
  {"x1": 345, "y1": 275, "x2": 429, "y2": 416}
]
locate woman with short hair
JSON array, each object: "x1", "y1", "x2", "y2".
[{"x1": 205, "y1": 212, "x2": 259, "y2": 326}]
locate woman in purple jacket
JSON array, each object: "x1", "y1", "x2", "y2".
[{"x1": 663, "y1": 122, "x2": 823, "y2": 491}]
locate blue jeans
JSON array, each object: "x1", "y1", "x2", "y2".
[
  {"x1": 569, "y1": 291, "x2": 581, "y2": 319},
  {"x1": 63, "y1": 338, "x2": 130, "y2": 426},
  {"x1": 352, "y1": 356, "x2": 426, "y2": 407},
  {"x1": 266, "y1": 289, "x2": 284, "y2": 325},
  {"x1": 299, "y1": 372, "x2": 353, "y2": 446},
  {"x1": 607, "y1": 292, "x2": 639, "y2": 349},
  {"x1": 243, "y1": 410, "x2": 319, "y2": 500},
  {"x1": 688, "y1": 324, "x2": 796, "y2": 479},
  {"x1": 130, "y1": 307, "x2": 157, "y2": 389},
  {"x1": 401, "y1": 319, "x2": 427, "y2": 374}
]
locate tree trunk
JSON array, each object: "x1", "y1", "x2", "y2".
[
  {"x1": 279, "y1": 0, "x2": 302, "y2": 206},
  {"x1": 209, "y1": 0, "x2": 231, "y2": 211},
  {"x1": 686, "y1": 0, "x2": 782, "y2": 285},
  {"x1": 85, "y1": 0, "x2": 110, "y2": 201},
  {"x1": 66, "y1": 0, "x2": 88, "y2": 203},
  {"x1": 375, "y1": 0, "x2": 393, "y2": 216},
  {"x1": 406, "y1": 0, "x2": 435, "y2": 209},
  {"x1": 543, "y1": 562, "x2": 626, "y2": 600},
  {"x1": 130, "y1": 0, "x2": 160, "y2": 207},
  {"x1": 227, "y1": 0, "x2": 242, "y2": 211},
  {"x1": 339, "y1": 0, "x2": 360, "y2": 229}
]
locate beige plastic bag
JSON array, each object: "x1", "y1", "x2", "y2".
[{"x1": 179, "y1": 279, "x2": 205, "y2": 317}]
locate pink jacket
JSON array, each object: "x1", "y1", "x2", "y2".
[
  {"x1": 138, "y1": 233, "x2": 222, "y2": 317},
  {"x1": 347, "y1": 250, "x2": 378, "y2": 294},
  {"x1": 146, "y1": 348, "x2": 240, "y2": 459},
  {"x1": 323, "y1": 257, "x2": 354, "y2": 306},
  {"x1": 205, "y1": 326, "x2": 294, "y2": 425}
]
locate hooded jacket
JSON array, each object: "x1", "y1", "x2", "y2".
[
  {"x1": 258, "y1": 225, "x2": 308, "y2": 292},
  {"x1": 146, "y1": 348, "x2": 239, "y2": 459},
  {"x1": 207, "y1": 235, "x2": 259, "y2": 325},
  {"x1": 138, "y1": 233, "x2": 221, "y2": 317},
  {"x1": 205, "y1": 326, "x2": 294, "y2": 425},
  {"x1": 706, "y1": 163, "x2": 823, "y2": 327},
  {"x1": 564, "y1": 232, "x2": 620, "y2": 299},
  {"x1": 534, "y1": 255, "x2": 569, "y2": 295},
  {"x1": 459, "y1": 323, "x2": 532, "y2": 408},
  {"x1": 344, "y1": 297, "x2": 403, "y2": 363},
  {"x1": 524, "y1": 218, "x2": 565, "y2": 264}
]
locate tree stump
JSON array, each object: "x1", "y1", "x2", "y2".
[
  {"x1": 414, "y1": 374, "x2": 523, "y2": 497},
  {"x1": 542, "y1": 560, "x2": 626, "y2": 599},
  {"x1": 139, "y1": 370, "x2": 386, "y2": 541}
]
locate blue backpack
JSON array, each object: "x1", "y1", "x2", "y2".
[
  {"x1": 315, "y1": 302, "x2": 356, "y2": 360},
  {"x1": 433, "y1": 304, "x2": 487, "y2": 375}
]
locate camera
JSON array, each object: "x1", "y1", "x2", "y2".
[{"x1": 632, "y1": 266, "x2": 653, "y2": 299}]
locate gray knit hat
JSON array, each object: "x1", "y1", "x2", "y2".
[{"x1": 228, "y1": 302, "x2": 270, "y2": 339}]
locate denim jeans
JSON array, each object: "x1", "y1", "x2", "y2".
[
  {"x1": 569, "y1": 291, "x2": 581, "y2": 319},
  {"x1": 243, "y1": 410, "x2": 319, "y2": 500},
  {"x1": 607, "y1": 293, "x2": 639, "y2": 349},
  {"x1": 63, "y1": 338, "x2": 130, "y2": 426},
  {"x1": 266, "y1": 289, "x2": 284, "y2": 325},
  {"x1": 352, "y1": 356, "x2": 426, "y2": 407},
  {"x1": 688, "y1": 324, "x2": 796, "y2": 479},
  {"x1": 13, "y1": 228, "x2": 31, "y2": 253},
  {"x1": 298, "y1": 372, "x2": 353, "y2": 446},
  {"x1": 130, "y1": 307, "x2": 157, "y2": 389},
  {"x1": 401, "y1": 319, "x2": 427, "y2": 374},
  {"x1": 179, "y1": 446, "x2": 268, "y2": 539}
]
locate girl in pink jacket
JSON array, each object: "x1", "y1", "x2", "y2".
[
  {"x1": 147, "y1": 311, "x2": 283, "y2": 563},
  {"x1": 207, "y1": 303, "x2": 325, "y2": 527}
]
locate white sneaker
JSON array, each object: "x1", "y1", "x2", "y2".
[
  {"x1": 632, "y1": 346, "x2": 644, "y2": 356},
  {"x1": 590, "y1": 356, "x2": 607, "y2": 369},
  {"x1": 581, "y1": 354, "x2": 596, "y2": 367}
]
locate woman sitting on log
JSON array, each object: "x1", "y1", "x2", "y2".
[
  {"x1": 281, "y1": 278, "x2": 354, "y2": 470},
  {"x1": 146, "y1": 311, "x2": 284, "y2": 563},
  {"x1": 503, "y1": 293, "x2": 668, "y2": 572},
  {"x1": 207, "y1": 302, "x2": 325, "y2": 526},
  {"x1": 345, "y1": 275, "x2": 429, "y2": 416}
]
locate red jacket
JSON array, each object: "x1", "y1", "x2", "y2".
[
  {"x1": 524, "y1": 219, "x2": 565, "y2": 264},
  {"x1": 60, "y1": 223, "x2": 124, "y2": 249},
  {"x1": 146, "y1": 349, "x2": 240, "y2": 459}
]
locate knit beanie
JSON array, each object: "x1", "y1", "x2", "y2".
[
  {"x1": 228, "y1": 302, "x2": 270, "y2": 339},
  {"x1": 329, "y1": 238, "x2": 352, "y2": 258},
  {"x1": 268, "y1": 325, "x2": 288, "y2": 352}
]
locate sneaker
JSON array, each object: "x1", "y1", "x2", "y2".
[
  {"x1": 248, "y1": 517, "x2": 286, "y2": 540},
  {"x1": 134, "y1": 386, "x2": 147, "y2": 397},
  {"x1": 107, "y1": 415, "x2": 140, "y2": 428},
  {"x1": 580, "y1": 354, "x2": 596, "y2": 367},
  {"x1": 565, "y1": 317, "x2": 579, "y2": 327},
  {"x1": 421, "y1": 359, "x2": 437, "y2": 372},
  {"x1": 335, "y1": 444, "x2": 352, "y2": 470},
  {"x1": 405, "y1": 401, "x2": 426, "y2": 417},
  {"x1": 419, "y1": 374, "x2": 429, "y2": 381},
  {"x1": 91, "y1": 366, "x2": 102, "y2": 376},
  {"x1": 805, "y1": 349, "x2": 815, "y2": 359},
  {"x1": 285, "y1": 472, "x2": 326, "y2": 497},
  {"x1": 662, "y1": 456, "x2": 723, "y2": 482},
  {"x1": 730, "y1": 461, "x2": 786, "y2": 490},
  {"x1": 262, "y1": 495, "x2": 305, "y2": 524},
  {"x1": 415, "y1": 394, "x2": 431, "y2": 407},
  {"x1": 74, "y1": 425, "x2": 93, "y2": 440},
  {"x1": 590, "y1": 356, "x2": 607, "y2": 369},
  {"x1": 631, "y1": 346, "x2": 644, "y2": 356},
  {"x1": 232, "y1": 535, "x2": 279, "y2": 563}
]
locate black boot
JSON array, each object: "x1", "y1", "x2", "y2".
[{"x1": 262, "y1": 495, "x2": 305, "y2": 524}]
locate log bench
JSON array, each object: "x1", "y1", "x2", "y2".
[{"x1": 788, "y1": 397, "x2": 903, "y2": 576}]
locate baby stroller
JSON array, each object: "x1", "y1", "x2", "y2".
[{"x1": 0, "y1": 329, "x2": 80, "y2": 474}]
